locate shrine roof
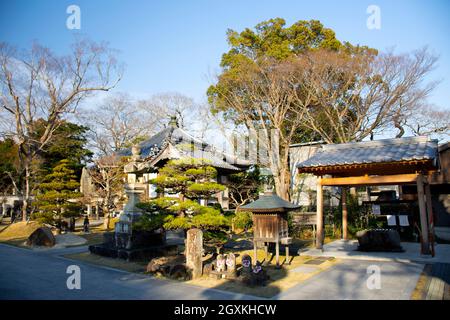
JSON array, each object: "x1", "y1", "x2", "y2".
[{"x1": 296, "y1": 136, "x2": 438, "y2": 173}]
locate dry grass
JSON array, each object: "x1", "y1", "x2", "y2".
[
  {"x1": 64, "y1": 252, "x2": 147, "y2": 273},
  {"x1": 99, "y1": 217, "x2": 119, "y2": 231},
  {"x1": 75, "y1": 230, "x2": 107, "y2": 246},
  {"x1": 0, "y1": 221, "x2": 43, "y2": 242}
]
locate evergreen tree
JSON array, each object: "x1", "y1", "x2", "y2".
[
  {"x1": 136, "y1": 158, "x2": 229, "y2": 249},
  {"x1": 33, "y1": 160, "x2": 82, "y2": 231},
  {"x1": 32, "y1": 119, "x2": 93, "y2": 179},
  {"x1": 0, "y1": 138, "x2": 20, "y2": 194}
]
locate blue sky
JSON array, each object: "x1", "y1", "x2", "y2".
[{"x1": 0, "y1": 0, "x2": 449, "y2": 108}]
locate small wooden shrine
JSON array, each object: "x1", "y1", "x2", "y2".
[
  {"x1": 239, "y1": 191, "x2": 299, "y2": 267},
  {"x1": 296, "y1": 136, "x2": 440, "y2": 255}
]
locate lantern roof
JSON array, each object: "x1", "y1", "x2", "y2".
[{"x1": 239, "y1": 191, "x2": 300, "y2": 213}]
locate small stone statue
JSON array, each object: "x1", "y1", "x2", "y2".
[
  {"x1": 238, "y1": 254, "x2": 268, "y2": 286},
  {"x1": 216, "y1": 254, "x2": 226, "y2": 273},
  {"x1": 226, "y1": 253, "x2": 236, "y2": 273},
  {"x1": 241, "y1": 254, "x2": 252, "y2": 270},
  {"x1": 238, "y1": 254, "x2": 253, "y2": 285},
  {"x1": 250, "y1": 260, "x2": 268, "y2": 286},
  {"x1": 252, "y1": 260, "x2": 262, "y2": 274}
]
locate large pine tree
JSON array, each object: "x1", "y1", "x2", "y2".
[{"x1": 33, "y1": 160, "x2": 82, "y2": 231}]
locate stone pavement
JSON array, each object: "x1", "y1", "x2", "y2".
[
  {"x1": 0, "y1": 242, "x2": 431, "y2": 300},
  {"x1": 300, "y1": 240, "x2": 450, "y2": 264},
  {"x1": 276, "y1": 259, "x2": 424, "y2": 300},
  {"x1": 0, "y1": 243, "x2": 259, "y2": 300}
]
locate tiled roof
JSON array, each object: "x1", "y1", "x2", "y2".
[
  {"x1": 177, "y1": 149, "x2": 242, "y2": 171},
  {"x1": 240, "y1": 192, "x2": 299, "y2": 212},
  {"x1": 118, "y1": 125, "x2": 247, "y2": 171},
  {"x1": 296, "y1": 136, "x2": 438, "y2": 169}
]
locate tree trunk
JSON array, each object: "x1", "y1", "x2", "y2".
[
  {"x1": 22, "y1": 161, "x2": 31, "y2": 221},
  {"x1": 272, "y1": 166, "x2": 291, "y2": 201},
  {"x1": 103, "y1": 212, "x2": 111, "y2": 230}
]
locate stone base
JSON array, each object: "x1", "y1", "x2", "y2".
[
  {"x1": 90, "y1": 229, "x2": 171, "y2": 262},
  {"x1": 89, "y1": 243, "x2": 178, "y2": 261},
  {"x1": 114, "y1": 229, "x2": 166, "y2": 250}
]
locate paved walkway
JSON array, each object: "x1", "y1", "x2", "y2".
[
  {"x1": 0, "y1": 243, "x2": 429, "y2": 300},
  {"x1": 300, "y1": 240, "x2": 450, "y2": 264},
  {"x1": 0, "y1": 244, "x2": 258, "y2": 300},
  {"x1": 277, "y1": 260, "x2": 424, "y2": 300}
]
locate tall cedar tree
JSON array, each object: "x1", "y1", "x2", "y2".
[{"x1": 33, "y1": 160, "x2": 82, "y2": 228}]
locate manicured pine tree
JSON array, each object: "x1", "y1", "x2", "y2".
[
  {"x1": 33, "y1": 159, "x2": 82, "y2": 232},
  {"x1": 136, "y1": 158, "x2": 230, "y2": 250}
]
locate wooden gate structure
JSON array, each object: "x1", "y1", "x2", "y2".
[{"x1": 296, "y1": 136, "x2": 440, "y2": 255}]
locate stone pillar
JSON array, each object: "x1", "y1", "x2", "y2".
[
  {"x1": 186, "y1": 228, "x2": 203, "y2": 279},
  {"x1": 222, "y1": 188, "x2": 229, "y2": 210},
  {"x1": 87, "y1": 204, "x2": 92, "y2": 217}
]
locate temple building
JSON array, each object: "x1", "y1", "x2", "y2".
[{"x1": 81, "y1": 117, "x2": 251, "y2": 216}]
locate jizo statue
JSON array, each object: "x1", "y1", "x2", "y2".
[
  {"x1": 241, "y1": 254, "x2": 252, "y2": 270},
  {"x1": 226, "y1": 253, "x2": 236, "y2": 273},
  {"x1": 216, "y1": 254, "x2": 226, "y2": 272}
]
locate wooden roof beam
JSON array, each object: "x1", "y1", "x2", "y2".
[{"x1": 320, "y1": 173, "x2": 420, "y2": 186}]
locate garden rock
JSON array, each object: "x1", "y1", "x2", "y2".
[
  {"x1": 357, "y1": 229, "x2": 403, "y2": 252},
  {"x1": 26, "y1": 226, "x2": 56, "y2": 247}
]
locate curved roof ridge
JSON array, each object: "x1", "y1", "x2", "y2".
[{"x1": 323, "y1": 136, "x2": 434, "y2": 151}]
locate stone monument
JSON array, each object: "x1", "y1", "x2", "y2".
[
  {"x1": 114, "y1": 145, "x2": 146, "y2": 249},
  {"x1": 89, "y1": 144, "x2": 173, "y2": 261},
  {"x1": 186, "y1": 228, "x2": 203, "y2": 279}
]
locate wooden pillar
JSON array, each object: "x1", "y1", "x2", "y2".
[
  {"x1": 285, "y1": 245, "x2": 290, "y2": 265},
  {"x1": 425, "y1": 182, "x2": 435, "y2": 257},
  {"x1": 275, "y1": 241, "x2": 280, "y2": 268},
  {"x1": 342, "y1": 187, "x2": 348, "y2": 240},
  {"x1": 417, "y1": 174, "x2": 431, "y2": 255},
  {"x1": 264, "y1": 242, "x2": 269, "y2": 262},
  {"x1": 316, "y1": 177, "x2": 324, "y2": 249}
]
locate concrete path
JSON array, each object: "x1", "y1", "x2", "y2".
[
  {"x1": 0, "y1": 243, "x2": 428, "y2": 300},
  {"x1": 300, "y1": 240, "x2": 450, "y2": 264},
  {"x1": 0, "y1": 244, "x2": 258, "y2": 300},
  {"x1": 277, "y1": 259, "x2": 424, "y2": 300}
]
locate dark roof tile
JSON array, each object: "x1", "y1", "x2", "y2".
[{"x1": 297, "y1": 136, "x2": 438, "y2": 168}]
